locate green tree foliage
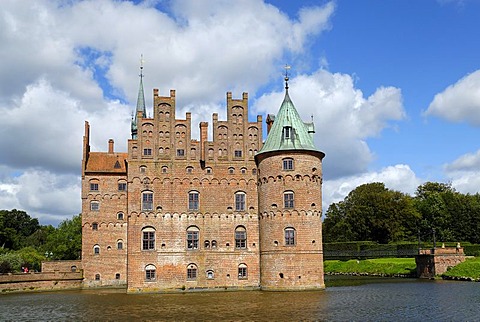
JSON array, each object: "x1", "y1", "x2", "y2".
[
  {"x1": 323, "y1": 183, "x2": 421, "y2": 243},
  {"x1": 0, "y1": 209, "x2": 40, "y2": 249},
  {"x1": 415, "y1": 182, "x2": 480, "y2": 244},
  {"x1": 44, "y1": 215, "x2": 82, "y2": 260},
  {"x1": 0, "y1": 210, "x2": 82, "y2": 273}
]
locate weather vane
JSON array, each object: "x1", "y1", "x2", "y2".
[{"x1": 284, "y1": 64, "x2": 291, "y2": 89}]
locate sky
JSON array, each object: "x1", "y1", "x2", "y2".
[{"x1": 1, "y1": 0, "x2": 480, "y2": 226}]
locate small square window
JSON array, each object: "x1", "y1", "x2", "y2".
[
  {"x1": 92, "y1": 223, "x2": 98, "y2": 230},
  {"x1": 229, "y1": 168, "x2": 234, "y2": 174},
  {"x1": 177, "y1": 149, "x2": 185, "y2": 157},
  {"x1": 90, "y1": 183, "x2": 99, "y2": 191},
  {"x1": 143, "y1": 148, "x2": 152, "y2": 156},
  {"x1": 91, "y1": 202, "x2": 99, "y2": 211},
  {"x1": 117, "y1": 213, "x2": 124, "y2": 220},
  {"x1": 234, "y1": 150, "x2": 242, "y2": 158},
  {"x1": 118, "y1": 183, "x2": 127, "y2": 191},
  {"x1": 283, "y1": 159, "x2": 294, "y2": 170}
]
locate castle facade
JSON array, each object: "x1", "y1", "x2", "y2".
[{"x1": 81, "y1": 72, "x2": 325, "y2": 292}]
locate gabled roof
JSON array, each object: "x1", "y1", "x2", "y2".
[
  {"x1": 257, "y1": 87, "x2": 319, "y2": 155},
  {"x1": 85, "y1": 152, "x2": 128, "y2": 174}
]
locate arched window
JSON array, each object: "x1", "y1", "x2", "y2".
[
  {"x1": 211, "y1": 240, "x2": 217, "y2": 248},
  {"x1": 115, "y1": 273, "x2": 120, "y2": 280},
  {"x1": 204, "y1": 240, "x2": 210, "y2": 248},
  {"x1": 187, "y1": 226, "x2": 199, "y2": 250},
  {"x1": 142, "y1": 227, "x2": 155, "y2": 250},
  {"x1": 238, "y1": 263, "x2": 248, "y2": 279},
  {"x1": 235, "y1": 192, "x2": 246, "y2": 211},
  {"x1": 285, "y1": 227, "x2": 296, "y2": 246},
  {"x1": 187, "y1": 263, "x2": 197, "y2": 280},
  {"x1": 284, "y1": 191, "x2": 294, "y2": 209},
  {"x1": 188, "y1": 191, "x2": 199, "y2": 211},
  {"x1": 142, "y1": 191, "x2": 153, "y2": 211},
  {"x1": 93, "y1": 245, "x2": 100, "y2": 255},
  {"x1": 117, "y1": 212, "x2": 124, "y2": 220},
  {"x1": 235, "y1": 226, "x2": 247, "y2": 249},
  {"x1": 95, "y1": 274, "x2": 100, "y2": 280},
  {"x1": 206, "y1": 270, "x2": 214, "y2": 279},
  {"x1": 145, "y1": 264, "x2": 156, "y2": 281},
  {"x1": 117, "y1": 240, "x2": 123, "y2": 250}
]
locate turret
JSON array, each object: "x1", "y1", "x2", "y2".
[{"x1": 255, "y1": 69, "x2": 325, "y2": 290}]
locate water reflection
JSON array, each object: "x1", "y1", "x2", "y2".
[{"x1": 1, "y1": 277, "x2": 479, "y2": 321}]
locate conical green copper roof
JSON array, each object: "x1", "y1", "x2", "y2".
[
  {"x1": 131, "y1": 63, "x2": 146, "y2": 139},
  {"x1": 257, "y1": 87, "x2": 318, "y2": 155}
]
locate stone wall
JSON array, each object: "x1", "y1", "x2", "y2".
[
  {"x1": 416, "y1": 247, "x2": 466, "y2": 278},
  {"x1": 0, "y1": 271, "x2": 83, "y2": 294}
]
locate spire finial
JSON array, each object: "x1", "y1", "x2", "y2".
[
  {"x1": 284, "y1": 64, "x2": 291, "y2": 90},
  {"x1": 140, "y1": 54, "x2": 145, "y2": 79}
]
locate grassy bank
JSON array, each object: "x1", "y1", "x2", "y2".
[
  {"x1": 442, "y1": 257, "x2": 480, "y2": 280},
  {"x1": 324, "y1": 258, "x2": 416, "y2": 276}
]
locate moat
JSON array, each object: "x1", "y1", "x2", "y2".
[{"x1": 2, "y1": 276, "x2": 479, "y2": 321}]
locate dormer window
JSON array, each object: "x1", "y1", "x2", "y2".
[{"x1": 284, "y1": 126, "x2": 292, "y2": 139}]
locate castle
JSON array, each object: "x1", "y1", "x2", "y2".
[{"x1": 81, "y1": 67, "x2": 325, "y2": 292}]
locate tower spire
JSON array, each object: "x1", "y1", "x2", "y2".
[
  {"x1": 131, "y1": 55, "x2": 146, "y2": 139},
  {"x1": 284, "y1": 64, "x2": 290, "y2": 90}
]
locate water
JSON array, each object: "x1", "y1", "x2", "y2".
[{"x1": 1, "y1": 277, "x2": 479, "y2": 321}]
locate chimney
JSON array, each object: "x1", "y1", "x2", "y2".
[
  {"x1": 266, "y1": 114, "x2": 275, "y2": 134},
  {"x1": 108, "y1": 139, "x2": 114, "y2": 154},
  {"x1": 199, "y1": 122, "x2": 208, "y2": 161}
]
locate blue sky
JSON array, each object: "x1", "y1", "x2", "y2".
[{"x1": 1, "y1": 0, "x2": 479, "y2": 225}]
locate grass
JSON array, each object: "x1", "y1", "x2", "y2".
[
  {"x1": 442, "y1": 257, "x2": 480, "y2": 280},
  {"x1": 324, "y1": 258, "x2": 417, "y2": 276}
]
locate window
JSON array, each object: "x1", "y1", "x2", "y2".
[
  {"x1": 117, "y1": 213, "x2": 124, "y2": 220},
  {"x1": 285, "y1": 228, "x2": 296, "y2": 246},
  {"x1": 206, "y1": 270, "x2": 214, "y2": 279},
  {"x1": 241, "y1": 168, "x2": 247, "y2": 174},
  {"x1": 234, "y1": 150, "x2": 242, "y2": 158},
  {"x1": 238, "y1": 264, "x2": 248, "y2": 279},
  {"x1": 187, "y1": 264, "x2": 197, "y2": 280},
  {"x1": 235, "y1": 192, "x2": 246, "y2": 211},
  {"x1": 140, "y1": 166, "x2": 146, "y2": 173},
  {"x1": 206, "y1": 167, "x2": 212, "y2": 174},
  {"x1": 204, "y1": 240, "x2": 210, "y2": 248},
  {"x1": 93, "y1": 245, "x2": 100, "y2": 255},
  {"x1": 186, "y1": 166, "x2": 193, "y2": 174},
  {"x1": 95, "y1": 274, "x2": 100, "y2": 281},
  {"x1": 142, "y1": 227, "x2": 155, "y2": 250},
  {"x1": 187, "y1": 226, "x2": 199, "y2": 250},
  {"x1": 283, "y1": 158, "x2": 294, "y2": 170},
  {"x1": 177, "y1": 149, "x2": 185, "y2": 157},
  {"x1": 115, "y1": 273, "x2": 120, "y2": 280},
  {"x1": 145, "y1": 264, "x2": 156, "y2": 281},
  {"x1": 211, "y1": 240, "x2": 217, "y2": 248},
  {"x1": 92, "y1": 222, "x2": 98, "y2": 230},
  {"x1": 143, "y1": 148, "x2": 152, "y2": 156},
  {"x1": 142, "y1": 192, "x2": 153, "y2": 211},
  {"x1": 284, "y1": 191, "x2": 294, "y2": 209},
  {"x1": 228, "y1": 167, "x2": 234, "y2": 174},
  {"x1": 162, "y1": 166, "x2": 168, "y2": 173},
  {"x1": 235, "y1": 226, "x2": 247, "y2": 249},
  {"x1": 118, "y1": 183, "x2": 127, "y2": 191},
  {"x1": 90, "y1": 201, "x2": 99, "y2": 211},
  {"x1": 284, "y1": 126, "x2": 292, "y2": 139},
  {"x1": 117, "y1": 240, "x2": 123, "y2": 250},
  {"x1": 90, "y1": 183, "x2": 99, "y2": 191},
  {"x1": 188, "y1": 191, "x2": 199, "y2": 211}
]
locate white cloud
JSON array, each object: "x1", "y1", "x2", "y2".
[
  {"x1": 253, "y1": 69, "x2": 405, "y2": 179},
  {"x1": 322, "y1": 164, "x2": 421, "y2": 211},
  {"x1": 444, "y1": 149, "x2": 480, "y2": 194},
  {"x1": 425, "y1": 70, "x2": 480, "y2": 126}
]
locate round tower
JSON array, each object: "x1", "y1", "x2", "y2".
[{"x1": 255, "y1": 76, "x2": 325, "y2": 290}]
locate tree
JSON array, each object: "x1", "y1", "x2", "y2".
[
  {"x1": 44, "y1": 214, "x2": 82, "y2": 260},
  {"x1": 323, "y1": 183, "x2": 420, "y2": 243},
  {"x1": 0, "y1": 209, "x2": 40, "y2": 250}
]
